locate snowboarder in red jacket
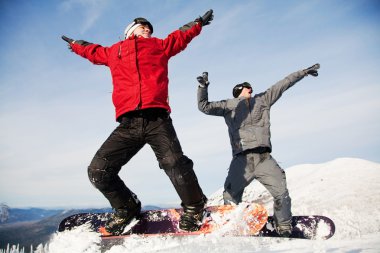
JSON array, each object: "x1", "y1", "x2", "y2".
[{"x1": 62, "y1": 10, "x2": 213, "y2": 235}]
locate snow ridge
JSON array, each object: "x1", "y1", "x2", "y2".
[{"x1": 2, "y1": 157, "x2": 380, "y2": 253}]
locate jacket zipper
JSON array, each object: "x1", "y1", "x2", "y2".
[{"x1": 134, "y1": 37, "x2": 142, "y2": 110}]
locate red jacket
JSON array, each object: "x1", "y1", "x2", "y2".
[{"x1": 71, "y1": 23, "x2": 202, "y2": 120}]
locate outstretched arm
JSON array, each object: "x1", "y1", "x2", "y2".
[
  {"x1": 61, "y1": 35, "x2": 109, "y2": 65},
  {"x1": 197, "y1": 72, "x2": 227, "y2": 116},
  {"x1": 262, "y1": 63, "x2": 320, "y2": 106},
  {"x1": 163, "y1": 10, "x2": 214, "y2": 57}
]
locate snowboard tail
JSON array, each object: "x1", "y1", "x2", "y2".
[{"x1": 260, "y1": 215, "x2": 335, "y2": 240}]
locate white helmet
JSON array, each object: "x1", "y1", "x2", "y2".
[{"x1": 124, "y1": 17, "x2": 153, "y2": 39}]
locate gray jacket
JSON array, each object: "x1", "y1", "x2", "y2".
[{"x1": 197, "y1": 70, "x2": 306, "y2": 155}]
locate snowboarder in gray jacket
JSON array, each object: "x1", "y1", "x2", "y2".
[{"x1": 196, "y1": 64, "x2": 320, "y2": 236}]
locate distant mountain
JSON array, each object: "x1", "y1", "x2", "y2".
[
  {"x1": 0, "y1": 210, "x2": 72, "y2": 249},
  {"x1": 0, "y1": 207, "x2": 64, "y2": 224}
]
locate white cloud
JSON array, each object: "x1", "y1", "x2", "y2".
[{"x1": 59, "y1": 0, "x2": 108, "y2": 34}]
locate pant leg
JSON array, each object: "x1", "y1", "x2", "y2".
[
  {"x1": 88, "y1": 117, "x2": 145, "y2": 210},
  {"x1": 253, "y1": 153, "x2": 292, "y2": 225},
  {"x1": 145, "y1": 116, "x2": 205, "y2": 206},
  {"x1": 223, "y1": 153, "x2": 256, "y2": 204}
]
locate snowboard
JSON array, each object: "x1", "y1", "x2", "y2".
[
  {"x1": 58, "y1": 204, "x2": 335, "y2": 240},
  {"x1": 259, "y1": 215, "x2": 335, "y2": 240},
  {"x1": 58, "y1": 203, "x2": 268, "y2": 238}
]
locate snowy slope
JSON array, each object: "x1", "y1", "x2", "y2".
[
  {"x1": 4, "y1": 157, "x2": 380, "y2": 253},
  {"x1": 208, "y1": 157, "x2": 380, "y2": 240}
]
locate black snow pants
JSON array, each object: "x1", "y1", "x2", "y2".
[{"x1": 87, "y1": 108, "x2": 205, "y2": 210}]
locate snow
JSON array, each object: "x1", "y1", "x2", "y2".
[{"x1": 2, "y1": 157, "x2": 380, "y2": 253}]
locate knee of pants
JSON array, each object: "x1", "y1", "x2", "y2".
[
  {"x1": 273, "y1": 191, "x2": 291, "y2": 211},
  {"x1": 88, "y1": 156, "x2": 119, "y2": 191},
  {"x1": 159, "y1": 153, "x2": 184, "y2": 170},
  {"x1": 160, "y1": 155, "x2": 197, "y2": 186}
]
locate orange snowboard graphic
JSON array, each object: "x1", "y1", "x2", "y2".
[
  {"x1": 186, "y1": 203, "x2": 268, "y2": 236},
  {"x1": 99, "y1": 203, "x2": 268, "y2": 238}
]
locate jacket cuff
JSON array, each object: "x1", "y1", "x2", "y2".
[{"x1": 179, "y1": 21, "x2": 202, "y2": 32}]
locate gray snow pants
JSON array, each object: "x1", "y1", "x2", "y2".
[{"x1": 223, "y1": 151, "x2": 292, "y2": 225}]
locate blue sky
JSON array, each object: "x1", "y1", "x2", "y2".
[{"x1": 0, "y1": 0, "x2": 379, "y2": 208}]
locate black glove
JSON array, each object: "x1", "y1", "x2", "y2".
[
  {"x1": 197, "y1": 72, "x2": 210, "y2": 88},
  {"x1": 303, "y1": 63, "x2": 320, "y2": 77},
  {"x1": 62, "y1": 35, "x2": 74, "y2": 51},
  {"x1": 62, "y1": 35, "x2": 74, "y2": 44},
  {"x1": 61, "y1": 35, "x2": 92, "y2": 51},
  {"x1": 195, "y1": 9, "x2": 214, "y2": 26}
]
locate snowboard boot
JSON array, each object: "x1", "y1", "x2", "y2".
[
  {"x1": 275, "y1": 222, "x2": 292, "y2": 237},
  {"x1": 179, "y1": 199, "x2": 206, "y2": 232},
  {"x1": 105, "y1": 202, "x2": 141, "y2": 235}
]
